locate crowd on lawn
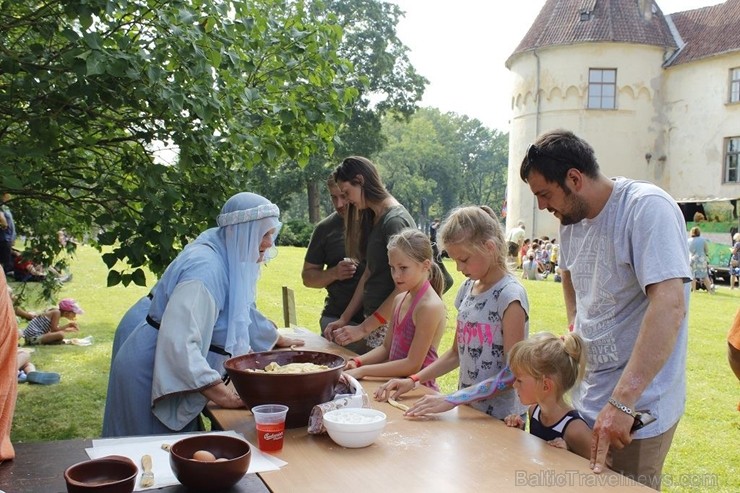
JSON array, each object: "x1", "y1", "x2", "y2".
[{"x1": 2, "y1": 131, "x2": 740, "y2": 492}]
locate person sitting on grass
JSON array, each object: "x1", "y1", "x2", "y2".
[
  {"x1": 8, "y1": 286, "x2": 37, "y2": 323},
  {"x1": 17, "y1": 348, "x2": 60, "y2": 385},
  {"x1": 11, "y1": 248, "x2": 71, "y2": 283},
  {"x1": 504, "y1": 332, "x2": 591, "y2": 459},
  {"x1": 522, "y1": 250, "x2": 547, "y2": 281},
  {"x1": 22, "y1": 298, "x2": 83, "y2": 345}
]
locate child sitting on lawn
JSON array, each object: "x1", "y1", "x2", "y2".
[
  {"x1": 22, "y1": 298, "x2": 83, "y2": 345},
  {"x1": 17, "y1": 348, "x2": 60, "y2": 385}
]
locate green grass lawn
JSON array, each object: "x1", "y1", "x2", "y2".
[{"x1": 11, "y1": 245, "x2": 740, "y2": 492}]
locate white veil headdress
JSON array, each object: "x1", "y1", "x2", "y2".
[{"x1": 217, "y1": 192, "x2": 281, "y2": 356}]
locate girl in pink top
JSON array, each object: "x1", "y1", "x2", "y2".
[{"x1": 345, "y1": 229, "x2": 446, "y2": 389}]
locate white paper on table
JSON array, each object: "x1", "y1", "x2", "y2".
[{"x1": 87, "y1": 430, "x2": 287, "y2": 491}]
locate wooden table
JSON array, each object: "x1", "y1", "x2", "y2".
[
  {"x1": 0, "y1": 438, "x2": 269, "y2": 493},
  {"x1": 207, "y1": 329, "x2": 652, "y2": 493}
]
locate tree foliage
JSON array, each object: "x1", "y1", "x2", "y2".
[
  {"x1": 254, "y1": 0, "x2": 428, "y2": 223},
  {"x1": 0, "y1": 0, "x2": 358, "y2": 285},
  {"x1": 377, "y1": 108, "x2": 508, "y2": 228}
]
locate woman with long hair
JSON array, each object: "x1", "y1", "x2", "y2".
[{"x1": 324, "y1": 156, "x2": 415, "y2": 354}]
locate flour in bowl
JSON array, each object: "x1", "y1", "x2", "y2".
[{"x1": 328, "y1": 411, "x2": 384, "y2": 424}]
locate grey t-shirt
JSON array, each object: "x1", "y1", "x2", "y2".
[
  {"x1": 454, "y1": 274, "x2": 529, "y2": 419},
  {"x1": 560, "y1": 178, "x2": 691, "y2": 439},
  {"x1": 363, "y1": 205, "x2": 415, "y2": 315},
  {"x1": 304, "y1": 212, "x2": 364, "y2": 322}
]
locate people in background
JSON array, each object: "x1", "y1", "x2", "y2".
[
  {"x1": 522, "y1": 249, "x2": 547, "y2": 280},
  {"x1": 731, "y1": 232, "x2": 740, "y2": 290},
  {"x1": 17, "y1": 349, "x2": 60, "y2": 385},
  {"x1": 11, "y1": 249, "x2": 70, "y2": 283},
  {"x1": 302, "y1": 176, "x2": 364, "y2": 334},
  {"x1": 520, "y1": 129, "x2": 690, "y2": 490},
  {"x1": 376, "y1": 206, "x2": 529, "y2": 420},
  {"x1": 344, "y1": 229, "x2": 446, "y2": 389},
  {"x1": 506, "y1": 220, "x2": 526, "y2": 265},
  {"x1": 324, "y1": 157, "x2": 415, "y2": 354},
  {"x1": 687, "y1": 226, "x2": 715, "y2": 293},
  {"x1": 8, "y1": 286, "x2": 37, "y2": 322},
  {"x1": 504, "y1": 332, "x2": 591, "y2": 459},
  {"x1": 518, "y1": 238, "x2": 531, "y2": 269},
  {"x1": 103, "y1": 192, "x2": 303, "y2": 437},
  {"x1": 22, "y1": 298, "x2": 83, "y2": 345},
  {"x1": 549, "y1": 239, "x2": 559, "y2": 272},
  {"x1": 0, "y1": 193, "x2": 15, "y2": 275}
]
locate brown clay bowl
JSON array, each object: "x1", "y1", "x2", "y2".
[
  {"x1": 224, "y1": 350, "x2": 345, "y2": 428},
  {"x1": 169, "y1": 434, "x2": 251, "y2": 491},
  {"x1": 64, "y1": 455, "x2": 137, "y2": 493}
]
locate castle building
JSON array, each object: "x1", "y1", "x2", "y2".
[{"x1": 505, "y1": 0, "x2": 740, "y2": 237}]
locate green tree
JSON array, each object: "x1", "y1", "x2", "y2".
[
  {"x1": 377, "y1": 108, "x2": 508, "y2": 228},
  {"x1": 260, "y1": 0, "x2": 427, "y2": 224},
  {"x1": 0, "y1": 0, "x2": 357, "y2": 287},
  {"x1": 455, "y1": 116, "x2": 509, "y2": 209}
]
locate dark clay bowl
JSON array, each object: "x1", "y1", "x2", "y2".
[
  {"x1": 169, "y1": 434, "x2": 251, "y2": 492},
  {"x1": 225, "y1": 350, "x2": 345, "y2": 428},
  {"x1": 64, "y1": 455, "x2": 137, "y2": 493}
]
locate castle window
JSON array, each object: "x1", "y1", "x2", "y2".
[
  {"x1": 730, "y1": 68, "x2": 740, "y2": 103},
  {"x1": 725, "y1": 137, "x2": 740, "y2": 183},
  {"x1": 588, "y1": 69, "x2": 616, "y2": 109}
]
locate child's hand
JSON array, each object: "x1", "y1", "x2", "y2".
[
  {"x1": 64, "y1": 322, "x2": 79, "y2": 332},
  {"x1": 344, "y1": 367, "x2": 364, "y2": 379},
  {"x1": 344, "y1": 359, "x2": 358, "y2": 370},
  {"x1": 374, "y1": 377, "x2": 414, "y2": 402},
  {"x1": 504, "y1": 414, "x2": 525, "y2": 429},
  {"x1": 547, "y1": 438, "x2": 568, "y2": 450},
  {"x1": 405, "y1": 395, "x2": 455, "y2": 417}
]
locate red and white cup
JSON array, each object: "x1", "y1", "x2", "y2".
[{"x1": 252, "y1": 404, "x2": 289, "y2": 453}]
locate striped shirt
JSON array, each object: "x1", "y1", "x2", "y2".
[{"x1": 23, "y1": 315, "x2": 52, "y2": 340}]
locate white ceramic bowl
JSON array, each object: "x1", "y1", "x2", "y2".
[{"x1": 323, "y1": 408, "x2": 387, "y2": 448}]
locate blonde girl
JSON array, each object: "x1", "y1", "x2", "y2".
[
  {"x1": 344, "y1": 229, "x2": 446, "y2": 389},
  {"x1": 376, "y1": 206, "x2": 529, "y2": 419},
  {"x1": 504, "y1": 332, "x2": 591, "y2": 459}
]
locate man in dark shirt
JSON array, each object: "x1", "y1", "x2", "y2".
[{"x1": 302, "y1": 177, "x2": 364, "y2": 333}]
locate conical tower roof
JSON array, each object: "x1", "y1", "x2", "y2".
[{"x1": 506, "y1": 0, "x2": 677, "y2": 67}]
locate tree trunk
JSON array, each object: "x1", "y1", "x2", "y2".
[{"x1": 307, "y1": 179, "x2": 321, "y2": 224}]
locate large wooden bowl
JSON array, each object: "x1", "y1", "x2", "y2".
[{"x1": 224, "y1": 350, "x2": 345, "y2": 428}]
